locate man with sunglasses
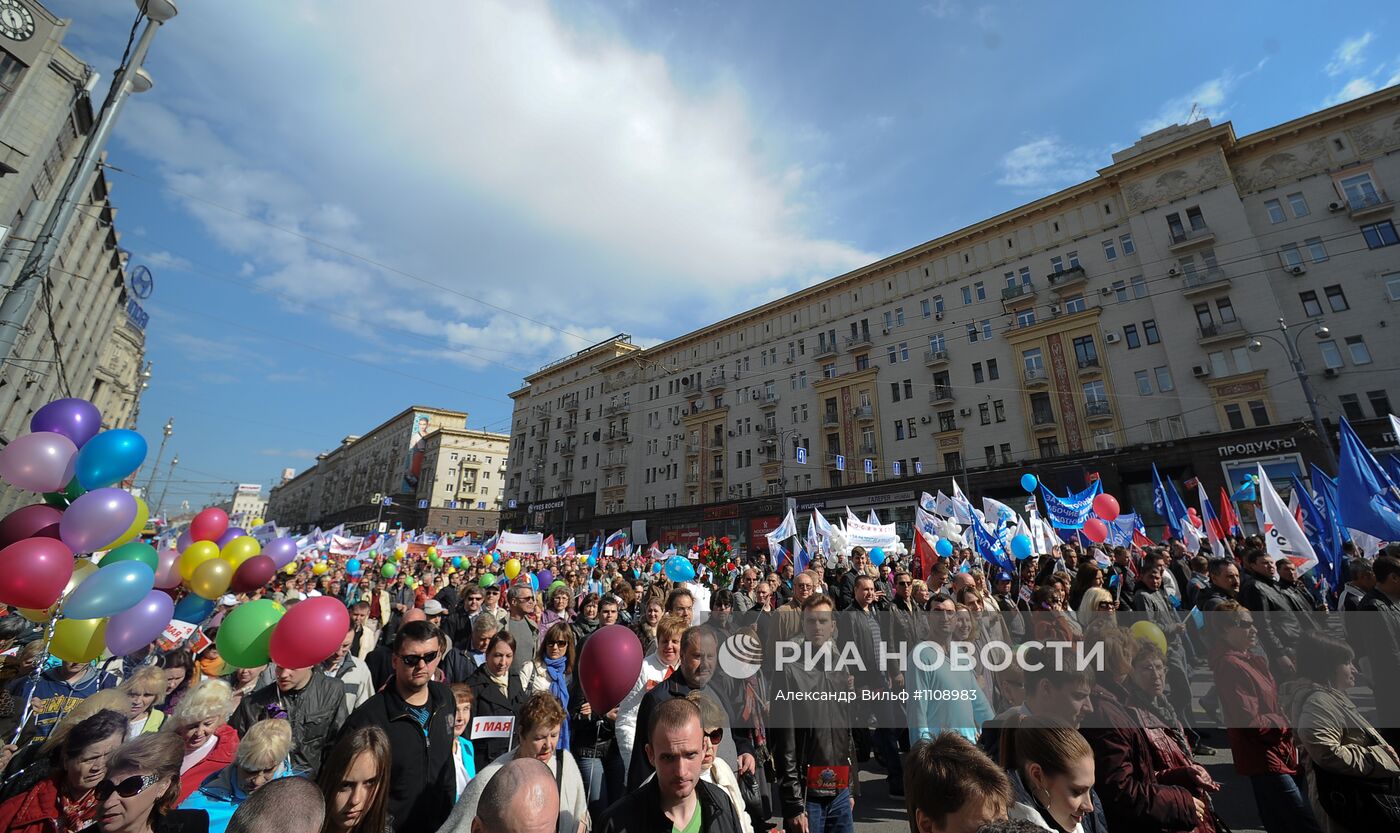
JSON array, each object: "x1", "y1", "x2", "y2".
[
  {"x1": 506, "y1": 583, "x2": 539, "y2": 674},
  {"x1": 339, "y1": 619, "x2": 458, "y2": 833},
  {"x1": 230, "y1": 654, "x2": 348, "y2": 777}
]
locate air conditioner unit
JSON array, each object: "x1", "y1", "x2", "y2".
[
  {"x1": 1288, "y1": 265, "x2": 1306, "y2": 275},
  {"x1": 727, "y1": 430, "x2": 736, "y2": 437},
  {"x1": 1168, "y1": 267, "x2": 1178, "y2": 277},
  {"x1": 784, "y1": 356, "x2": 793, "y2": 363},
  {"x1": 1323, "y1": 367, "x2": 1340, "y2": 378},
  {"x1": 959, "y1": 408, "x2": 973, "y2": 417},
  {"x1": 1328, "y1": 201, "x2": 1345, "y2": 212},
  {"x1": 882, "y1": 328, "x2": 890, "y2": 335},
  {"x1": 920, "y1": 415, "x2": 932, "y2": 424},
  {"x1": 935, "y1": 312, "x2": 944, "y2": 321},
  {"x1": 1049, "y1": 305, "x2": 1062, "y2": 316},
  {"x1": 1104, "y1": 332, "x2": 1121, "y2": 344},
  {"x1": 1192, "y1": 365, "x2": 1209, "y2": 378},
  {"x1": 1099, "y1": 287, "x2": 1113, "y2": 296}
]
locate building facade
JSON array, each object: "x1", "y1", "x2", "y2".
[
  {"x1": 504, "y1": 87, "x2": 1400, "y2": 550},
  {"x1": 216, "y1": 484, "x2": 267, "y2": 530},
  {"x1": 266, "y1": 406, "x2": 509, "y2": 534}
]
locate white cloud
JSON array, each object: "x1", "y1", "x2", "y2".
[
  {"x1": 1320, "y1": 32, "x2": 1397, "y2": 107},
  {"x1": 997, "y1": 137, "x2": 1100, "y2": 191},
  {"x1": 140, "y1": 250, "x2": 192, "y2": 271},
  {"x1": 1324, "y1": 76, "x2": 1381, "y2": 107},
  {"x1": 1326, "y1": 32, "x2": 1374, "y2": 76},
  {"x1": 1139, "y1": 74, "x2": 1231, "y2": 135},
  {"x1": 921, "y1": 1, "x2": 961, "y2": 19}
]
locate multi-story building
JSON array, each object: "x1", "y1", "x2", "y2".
[
  {"x1": 266, "y1": 406, "x2": 509, "y2": 534},
  {"x1": 216, "y1": 484, "x2": 267, "y2": 530},
  {"x1": 504, "y1": 86, "x2": 1400, "y2": 551},
  {"x1": 0, "y1": 2, "x2": 148, "y2": 515}
]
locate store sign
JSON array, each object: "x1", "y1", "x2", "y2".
[
  {"x1": 1216, "y1": 437, "x2": 1297, "y2": 458},
  {"x1": 528, "y1": 498, "x2": 566, "y2": 512},
  {"x1": 236, "y1": 483, "x2": 261, "y2": 494},
  {"x1": 823, "y1": 490, "x2": 914, "y2": 510},
  {"x1": 126, "y1": 298, "x2": 148, "y2": 330},
  {"x1": 703, "y1": 504, "x2": 740, "y2": 521}
]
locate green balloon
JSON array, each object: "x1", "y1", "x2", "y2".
[
  {"x1": 216, "y1": 599, "x2": 285, "y2": 669},
  {"x1": 549, "y1": 580, "x2": 567, "y2": 594},
  {"x1": 478, "y1": 574, "x2": 495, "y2": 588},
  {"x1": 101, "y1": 541, "x2": 159, "y2": 571},
  {"x1": 381, "y1": 563, "x2": 398, "y2": 578},
  {"x1": 42, "y1": 491, "x2": 69, "y2": 509}
]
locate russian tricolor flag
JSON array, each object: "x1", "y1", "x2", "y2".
[{"x1": 1196, "y1": 482, "x2": 1228, "y2": 559}]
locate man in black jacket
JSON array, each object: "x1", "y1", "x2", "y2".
[
  {"x1": 230, "y1": 663, "x2": 347, "y2": 776},
  {"x1": 601, "y1": 697, "x2": 743, "y2": 833},
  {"x1": 1239, "y1": 546, "x2": 1302, "y2": 678},
  {"x1": 339, "y1": 619, "x2": 457, "y2": 833}
]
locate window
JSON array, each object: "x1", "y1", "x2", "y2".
[
  {"x1": 896, "y1": 307, "x2": 905, "y2": 326},
  {"x1": 1005, "y1": 271, "x2": 1017, "y2": 289},
  {"x1": 984, "y1": 445, "x2": 996, "y2": 466},
  {"x1": 1265, "y1": 199, "x2": 1286, "y2": 224},
  {"x1": 1368, "y1": 389, "x2": 1393, "y2": 417},
  {"x1": 966, "y1": 323, "x2": 979, "y2": 343},
  {"x1": 1208, "y1": 351, "x2": 1229, "y2": 377},
  {"x1": 884, "y1": 311, "x2": 894, "y2": 330},
  {"x1": 1111, "y1": 280, "x2": 1127, "y2": 303},
  {"x1": 1224, "y1": 404, "x2": 1246, "y2": 430},
  {"x1": 1306, "y1": 237, "x2": 1328, "y2": 263},
  {"x1": 1083, "y1": 380, "x2": 1107, "y2": 403},
  {"x1": 1299, "y1": 290, "x2": 1322, "y2": 318},
  {"x1": 1143, "y1": 320, "x2": 1160, "y2": 344},
  {"x1": 1120, "y1": 233, "x2": 1135, "y2": 255},
  {"x1": 1280, "y1": 244, "x2": 1304, "y2": 268},
  {"x1": 929, "y1": 332, "x2": 946, "y2": 353},
  {"x1": 987, "y1": 359, "x2": 999, "y2": 380},
  {"x1": 979, "y1": 403, "x2": 991, "y2": 425},
  {"x1": 962, "y1": 285, "x2": 972, "y2": 305},
  {"x1": 1102, "y1": 239, "x2": 1118, "y2": 260},
  {"x1": 1387, "y1": 274, "x2": 1400, "y2": 301},
  {"x1": 1123, "y1": 324, "x2": 1141, "y2": 349},
  {"x1": 1131, "y1": 275, "x2": 1147, "y2": 298},
  {"x1": 907, "y1": 417, "x2": 917, "y2": 439},
  {"x1": 823, "y1": 362, "x2": 837, "y2": 378},
  {"x1": 1022, "y1": 347, "x2": 1044, "y2": 373},
  {"x1": 1325, "y1": 285, "x2": 1348, "y2": 312},
  {"x1": 1339, "y1": 394, "x2": 1364, "y2": 421},
  {"x1": 975, "y1": 281, "x2": 986, "y2": 301},
  {"x1": 922, "y1": 299, "x2": 931, "y2": 318},
  {"x1": 1050, "y1": 255, "x2": 1064, "y2": 272},
  {"x1": 1067, "y1": 250, "x2": 1080, "y2": 268},
  {"x1": 895, "y1": 422, "x2": 905, "y2": 441},
  {"x1": 887, "y1": 346, "x2": 898, "y2": 365},
  {"x1": 1063, "y1": 295, "x2": 1086, "y2": 313},
  {"x1": 1249, "y1": 400, "x2": 1270, "y2": 426},
  {"x1": 855, "y1": 354, "x2": 869, "y2": 370},
  {"x1": 1340, "y1": 171, "x2": 1381, "y2": 209},
  {"x1": 981, "y1": 320, "x2": 993, "y2": 339},
  {"x1": 1231, "y1": 347, "x2": 1253, "y2": 374},
  {"x1": 904, "y1": 379, "x2": 914, "y2": 399},
  {"x1": 972, "y1": 362, "x2": 984, "y2": 384},
  {"x1": 934, "y1": 295, "x2": 945, "y2": 313},
  {"x1": 890, "y1": 382, "x2": 901, "y2": 402},
  {"x1": 900, "y1": 342, "x2": 910, "y2": 361},
  {"x1": 1187, "y1": 207, "x2": 1206, "y2": 230},
  {"x1": 1287, "y1": 192, "x2": 1310, "y2": 217},
  {"x1": 1037, "y1": 437, "x2": 1061, "y2": 457},
  {"x1": 1073, "y1": 335, "x2": 1097, "y2": 366},
  {"x1": 1216, "y1": 297, "x2": 1236, "y2": 323},
  {"x1": 1154, "y1": 366, "x2": 1174, "y2": 392},
  {"x1": 1319, "y1": 340, "x2": 1344, "y2": 369},
  {"x1": 994, "y1": 400, "x2": 1006, "y2": 422},
  {"x1": 938, "y1": 410, "x2": 957, "y2": 432},
  {"x1": 1362, "y1": 221, "x2": 1399, "y2": 248},
  {"x1": 1016, "y1": 309, "x2": 1037, "y2": 327},
  {"x1": 1346, "y1": 335, "x2": 1372, "y2": 365},
  {"x1": 943, "y1": 451, "x2": 962, "y2": 471},
  {"x1": 1019, "y1": 267, "x2": 1032, "y2": 286}
]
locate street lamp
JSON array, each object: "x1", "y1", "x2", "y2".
[
  {"x1": 143, "y1": 417, "x2": 173, "y2": 496},
  {"x1": 155, "y1": 453, "x2": 177, "y2": 520},
  {"x1": 1248, "y1": 317, "x2": 1338, "y2": 473}
]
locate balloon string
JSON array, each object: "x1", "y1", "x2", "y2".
[{"x1": 10, "y1": 598, "x2": 66, "y2": 746}]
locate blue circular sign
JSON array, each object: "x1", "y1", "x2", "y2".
[{"x1": 128, "y1": 265, "x2": 154, "y2": 299}]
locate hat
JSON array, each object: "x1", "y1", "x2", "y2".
[
  {"x1": 996, "y1": 571, "x2": 1013, "y2": 582},
  {"x1": 423, "y1": 600, "x2": 446, "y2": 616},
  {"x1": 218, "y1": 594, "x2": 238, "y2": 607}
]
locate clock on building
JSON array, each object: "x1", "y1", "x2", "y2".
[{"x1": 0, "y1": 0, "x2": 34, "y2": 42}]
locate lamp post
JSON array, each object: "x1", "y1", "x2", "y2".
[
  {"x1": 155, "y1": 453, "x2": 177, "y2": 520},
  {"x1": 144, "y1": 417, "x2": 173, "y2": 496},
  {"x1": 1248, "y1": 317, "x2": 1338, "y2": 473},
  {"x1": 760, "y1": 425, "x2": 802, "y2": 552}
]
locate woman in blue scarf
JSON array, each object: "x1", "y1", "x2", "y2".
[{"x1": 539, "y1": 622, "x2": 576, "y2": 750}]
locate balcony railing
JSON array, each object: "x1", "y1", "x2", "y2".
[
  {"x1": 1181, "y1": 266, "x2": 1230, "y2": 296},
  {"x1": 1198, "y1": 319, "x2": 1245, "y2": 341},
  {"x1": 859, "y1": 442, "x2": 877, "y2": 456},
  {"x1": 924, "y1": 348, "x2": 950, "y2": 366},
  {"x1": 563, "y1": 396, "x2": 579, "y2": 412},
  {"x1": 1076, "y1": 356, "x2": 1101, "y2": 373},
  {"x1": 685, "y1": 442, "x2": 701, "y2": 455},
  {"x1": 845, "y1": 332, "x2": 872, "y2": 349},
  {"x1": 606, "y1": 431, "x2": 631, "y2": 443},
  {"x1": 704, "y1": 373, "x2": 728, "y2": 392},
  {"x1": 851, "y1": 405, "x2": 874, "y2": 421},
  {"x1": 759, "y1": 391, "x2": 780, "y2": 407},
  {"x1": 1024, "y1": 367, "x2": 1049, "y2": 386},
  {"x1": 559, "y1": 441, "x2": 576, "y2": 456},
  {"x1": 604, "y1": 401, "x2": 630, "y2": 417},
  {"x1": 1002, "y1": 283, "x2": 1035, "y2": 303},
  {"x1": 928, "y1": 385, "x2": 954, "y2": 404},
  {"x1": 1047, "y1": 265, "x2": 1087, "y2": 290},
  {"x1": 1032, "y1": 411, "x2": 1057, "y2": 427},
  {"x1": 1085, "y1": 400, "x2": 1113, "y2": 418},
  {"x1": 815, "y1": 341, "x2": 840, "y2": 358},
  {"x1": 709, "y1": 469, "x2": 724, "y2": 480},
  {"x1": 1169, "y1": 224, "x2": 1215, "y2": 251},
  {"x1": 822, "y1": 411, "x2": 841, "y2": 428},
  {"x1": 685, "y1": 471, "x2": 700, "y2": 484},
  {"x1": 1347, "y1": 190, "x2": 1393, "y2": 220}
]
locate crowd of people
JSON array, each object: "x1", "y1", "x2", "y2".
[{"x1": 0, "y1": 529, "x2": 1395, "y2": 833}]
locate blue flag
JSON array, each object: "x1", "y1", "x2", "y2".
[
  {"x1": 1040, "y1": 481, "x2": 1101, "y2": 529},
  {"x1": 1152, "y1": 464, "x2": 1190, "y2": 539},
  {"x1": 1336, "y1": 418, "x2": 1400, "y2": 540},
  {"x1": 1310, "y1": 464, "x2": 1352, "y2": 544},
  {"x1": 1292, "y1": 476, "x2": 1342, "y2": 586},
  {"x1": 1385, "y1": 454, "x2": 1400, "y2": 490},
  {"x1": 971, "y1": 511, "x2": 1015, "y2": 574}
]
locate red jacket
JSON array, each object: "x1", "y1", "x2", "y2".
[
  {"x1": 176, "y1": 723, "x2": 241, "y2": 804},
  {"x1": 1209, "y1": 645, "x2": 1296, "y2": 776},
  {"x1": 0, "y1": 775, "x2": 78, "y2": 833},
  {"x1": 1080, "y1": 680, "x2": 1198, "y2": 833}
]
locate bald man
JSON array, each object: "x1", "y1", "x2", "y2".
[{"x1": 471, "y1": 757, "x2": 560, "y2": 833}]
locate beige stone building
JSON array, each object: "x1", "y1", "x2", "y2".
[{"x1": 504, "y1": 86, "x2": 1400, "y2": 549}]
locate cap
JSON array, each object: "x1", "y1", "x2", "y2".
[
  {"x1": 423, "y1": 600, "x2": 446, "y2": 616},
  {"x1": 996, "y1": 571, "x2": 1013, "y2": 582},
  {"x1": 218, "y1": 594, "x2": 238, "y2": 607}
]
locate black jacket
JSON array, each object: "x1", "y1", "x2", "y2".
[
  {"x1": 599, "y1": 775, "x2": 743, "y2": 833},
  {"x1": 230, "y1": 671, "x2": 347, "y2": 776},
  {"x1": 568, "y1": 671, "x2": 616, "y2": 759},
  {"x1": 339, "y1": 681, "x2": 457, "y2": 833},
  {"x1": 627, "y1": 674, "x2": 755, "y2": 791},
  {"x1": 436, "y1": 647, "x2": 476, "y2": 684},
  {"x1": 465, "y1": 664, "x2": 527, "y2": 770},
  {"x1": 1240, "y1": 572, "x2": 1305, "y2": 669},
  {"x1": 769, "y1": 640, "x2": 858, "y2": 819}
]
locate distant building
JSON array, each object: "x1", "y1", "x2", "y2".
[{"x1": 216, "y1": 484, "x2": 266, "y2": 530}]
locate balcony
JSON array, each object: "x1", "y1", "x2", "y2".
[
  {"x1": 1347, "y1": 190, "x2": 1393, "y2": 222},
  {"x1": 1076, "y1": 356, "x2": 1102, "y2": 377},
  {"x1": 1032, "y1": 411, "x2": 1058, "y2": 429},
  {"x1": 1024, "y1": 367, "x2": 1050, "y2": 388},
  {"x1": 758, "y1": 426, "x2": 779, "y2": 442},
  {"x1": 1180, "y1": 266, "x2": 1231, "y2": 299},
  {"x1": 851, "y1": 405, "x2": 874, "y2": 422},
  {"x1": 684, "y1": 383, "x2": 703, "y2": 400},
  {"x1": 1002, "y1": 282, "x2": 1036, "y2": 306},
  {"x1": 928, "y1": 385, "x2": 955, "y2": 405},
  {"x1": 1047, "y1": 265, "x2": 1087, "y2": 292},
  {"x1": 1085, "y1": 400, "x2": 1113, "y2": 422},
  {"x1": 924, "y1": 348, "x2": 950, "y2": 367},
  {"x1": 761, "y1": 455, "x2": 783, "y2": 476},
  {"x1": 562, "y1": 422, "x2": 577, "y2": 435},
  {"x1": 563, "y1": 396, "x2": 579, "y2": 413},
  {"x1": 1168, "y1": 224, "x2": 1216, "y2": 252},
  {"x1": 559, "y1": 440, "x2": 577, "y2": 457},
  {"x1": 759, "y1": 390, "x2": 780, "y2": 409},
  {"x1": 685, "y1": 471, "x2": 700, "y2": 484},
  {"x1": 845, "y1": 332, "x2": 872, "y2": 350},
  {"x1": 1198, "y1": 319, "x2": 1246, "y2": 345},
  {"x1": 704, "y1": 373, "x2": 728, "y2": 392},
  {"x1": 822, "y1": 411, "x2": 841, "y2": 428},
  {"x1": 605, "y1": 430, "x2": 631, "y2": 444},
  {"x1": 709, "y1": 469, "x2": 724, "y2": 481},
  {"x1": 603, "y1": 454, "x2": 626, "y2": 470},
  {"x1": 859, "y1": 441, "x2": 877, "y2": 456},
  {"x1": 815, "y1": 341, "x2": 840, "y2": 359},
  {"x1": 604, "y1": 401, "x2": 630, "y2": 417},
  {"x1": 528, "y1": 469, "x2": 545, "y2": 486}
]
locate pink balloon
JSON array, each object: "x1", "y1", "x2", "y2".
[
  {"x1": 577, "y1": 624, "x2": 644, "y2": 714},
  {"x1": 105, "y1": 589, "x2": 174, "y2": 656},
  {"x1": 190, "y1": 508, "x2": 229, "y2": 543},
  {"x1": 1082, "y1": 518, "x2": 1109, "y2": 544},
  {"x1": 154, "y1": 548, "x2": 182, "y2": 589},
  {"x1": 0, "y1": 504, "x2": 63, "y2": 549},
  {"x1": 268, "y1": 597, "x2": 350, "y2": 669},
  {"x1": 0, "y1": 537, "x2": 75, "y2": 609},
  {"x1": 1092, "y1": 493, "x2": 1120, "y2": 522},
  {"x1": 0, "y1": 431, "x2": 77, "y2": 493}
]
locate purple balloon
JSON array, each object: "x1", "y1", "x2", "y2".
[
  {"x1": 0, "y1": 504, "x2": 63, "y2": 549},
  {"x1": 59, "y1": 488, "x2": 138, "y2": 554},
  {"x1": 0, "y1": 431, "x2": 77, "y2": 493},
  {"x1": 30, "y1": 398, "x2": 102, "y2": 449},
  {"x1": 106, "y1": 589, "x2": 174, "y2": 656},
  {"x1": 216, "y1": 527, "x2": 247, "y2": 549},
  {"x1": 177, "y1": 529, "x2": 194, "y2": 552},
  {"x1": 265, "y1": 536, "x2": 298, "y2": 570},
  {"x1": 537, "y1": 568, "x2": 553, "y2": 587}
]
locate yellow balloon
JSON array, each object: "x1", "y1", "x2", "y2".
[
  {"x1": 312, "y1": 562, "x2": 329, "y2": 576},
  {"x1": 190, "y1": 558, "x2": 234, "y2": 600},
  {"x1": 482, "y1": 554, "x2": 493, "y2": 566},
  {"x1": 179, "y1": 541, "x2": 221, "y2": 581},
  {"x1": 282, "y1": 563, "x2": 298, "y2": 575},
  {"x1": 250, "y1": 518, "x2": 264, "y2": 527},
  {"x1": 19, "y1": 559, "x2": 99, "y2": 622},
  {"x1": 106, "y1": 497, "x2": 150, "y2": 550},
  {"x1": 221, "y1": 537, "x2": 261, "y2": 569},
  {"x1": 504, "y1": 558, "x2": 521, "y2": 580},
  {"x1": 1130, "y1": 620, "x2": 1169, "y2": 656},
  {"x1": 51, "y1": 617, "x2": 107, "y2": 663}
]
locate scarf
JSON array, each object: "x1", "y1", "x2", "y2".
[
  {"x1": 545, "y1": 655, "x2": 571, "y2": 750},
  {"x1": 488, "y1": 673, "x2": 509, "y2": 698}
]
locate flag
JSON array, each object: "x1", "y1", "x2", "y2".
[
  {"x1": 867, "y1": 509, "x2": 881, "y2": 525},
  {"x1": 1385, "y1": 454, "x2": 1400, "y2": 489},
  {"x1": 914, "y1": 528, "x2": 938, "y2": 581},
  {"x1": 561, "y1": 537, "x2": 577, "y2": 559},
  {"x1": 950, "y1": 480, "x2": 976, "y2": 524},
  {"x1": 1292, "y1": 475, "x2": 1343, "y2": 588},
  {"x1": 1336, "y1": 417, "x2": 1400, "y2": 540},
  {"x1": 482, "y1": 531, "x2": 499, "y2": 552},
  {"x1": 1219, "y1": 488, "x2": 1243, "y2": 537},
  {"x1": 1258, "y1": 464, "x2": 1318, "y2": 575},
  {"x1": 795, "y1": 541, "x2": 812, "y2": 574},
  {"x1": 1132, "y1": 513, "x2": 1153, "y2": 548},
  {"x1": 542, "y1": 534, "x2": 556, "y2": 556},
  {"x1": 970, "y1": 511, "x2": 1015, "y2": 574},
  {"x1": 770, "y1": 540, "x2": 789, "y2": 571},
  {"x1": 982, "y1": 496, "x2": 1019, "y2": 529},
  {"x1": 1230, "y1": 476, "x2": 1257, "y2": 503},
  {"x1": 919, "y1": 492, "x2": 938, "y2": 513},
  {"x1": 770, "y1": 509, "x2": 798, "y2": 543},
  {"x1": 1040, "y1": 481, "x2": 1101, "y2": 529},
  {"x1": 1196, "y1": 483, "x2": 1228, "y2": 559},
  {"x1": 1310, "y1": 464, "x2": 1352, "y2": 545},
  {"x1": 604, "y1": 529, "x2": 628, "y2": 550},
  {"x1": 1152, "y1": 464, "x2": 1190, "y2": 539},
  {"x1": 589, "y1": 539, "x2": 600, "y2": 564}
]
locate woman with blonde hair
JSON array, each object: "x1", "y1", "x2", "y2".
[
  {"x1": 180, "y1": 718, "x2": 293, "y2": 832},
  {"x1": 1077, "y1": 587, "x2": 1117, "y2": 633},
  {"x1": 165, "y1": 680, "x2": 239, "y2": 804},
  {"x1": 121, "y1": 667, "x2": 169, "y2": 738}
]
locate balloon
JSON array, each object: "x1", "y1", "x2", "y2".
[
  {"x1": 0, "y1": 431, "x2": 78, "y2": 493},
  {"x1": 504, "y1": 558, "x2": 521, "y2": 580},
  {"x1": 105, "y1": 497, "x2": 150, "y2": 550},
  {"x1": 230, "y1": 555, "x2": 276, "y2": 594},
  {"x1": 281, "y1": 563, "x2": 297, "y2": 576},
  {"x1": 60, "y1": 488, "x2": 137, "y2": 553},
  {"x1": 172, "y1": 593, "x2": 214, "y2": 622},
  {"x1": 1130, "y1": 620, "x2": 1169, "y2": 656},
  {"x1": 50, "y1": 617, "x2": 108, "y2": 663},
  {"x1": 527, "y1": 573, "x2": 538, "y2": 591},
  {"x1": 538, "y1": 569, "x2": 553, "y2": 587},
  {"x1": 176, "y1": 529, "x2": 194, "y2": 552},
  {"x1": 345, "y1": 558, "x2": 362, "y2": 575},
  {"x1": 105, "y1": 589, "x2": 174, "y2": 656},
  {"x1": 73, "y1": 429, "x2": 147, "y2": 490},
  {"x1": 264, "y1": 537, "x2": 298, "y2": 570},
  {"x1": 269, "y1": 597, "x2": 349, "y2": 669},
  {"x1": 153, "y1": 548, "x2": 182, "y2": 589},
  {"x1": 190, "y1": 508, "x2": 229, "y2": 543},
  {"x1": 1020, "y1": 473, "x2": 1039, "y2": 493},
  {"x1": 65, "y1": 560, "x2": 155, "y2": 619},
  {"x1": 190, "y1": 558, "x2": 234, "y2": 600},
  {"x1": 1190, "y1": 515, "x2": 1204, "y2": 528},
  {"x1": 381, "y1": 563, "x2": 397, "y2": 578},
  {"x1": 577, "y1": 624, "x2": 644, "y2": 713},
  {"x1": 220, "y1": 536, "x2": 261, "y2": 569},
  {"x1": 42, "y1": 477, "x2": 85, "y2": 509},
  {"x1": 935, "y1": 539, "x2": 954, "y2": 558},
  {"x1": 482, "y1": 554, "x2": 493, "y2": 566},
  {"x1": 17, "y1": 558, "x2": 96, "y2": 621},
  {"x1": 31, "y1": 399, "x2": 103, "y2": 448},
  {"x1": 451, "y1": 557, "x2": 462, "y2": 569},
  {"x1": 0, "y1": 537, "x2": 75, "y2": 609},
  {"x1": 1092, "y1": 493, "x2": 1121, "y2": 522},
  {"x1": 868, "y1": 547, "x2": 886, "y2": 567},
  {"x1": 100, "y1": 541, "x2": 159, "y2": 572},
  {"x1": 1010, "y1": 534, "x2": 1033, "y2": 560},
  {"x1": 1082, "y1": 518, "x2": 1109, "y2": 543},
  {"x1": 664, "y1": 555, "x2": 695, "y2": 583},
  {"x1": 178, "y1": 540, "x2": 221, "y2": 581},
  {"x1": 312, "y1": 561, "x2": 328, "y2": 576},
  {"x1": 216, "y1": 599, "x2": 284, "y2": 668},
  {"x1": 0, "y1": 504, "x2": 63, "y2": 549},
  {"x1": 215, "y1": 528, "x2": 247, "y2": 549},
  {"x1": 478, "y1": 574, "x2": 495, "y2": 588}
]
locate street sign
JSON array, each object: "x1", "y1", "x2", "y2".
[
  {"x1": 835, "y1": 455, "x2": 845, "y2": 471},
  {"x1": 508, "y1": 499, "x2": 518, "y2": 509},
  {"x1": 915, "y1": 461, "x2": 923, "y2": 474},
  {"x1": 795, "y1": 447, "x2": 807, "y2": 464},
  {"x1": 128, "y1": 264, "x2": 154, "y2": 299},
  {"x1": 893, "y1": 461, "x2": 902, "y2": 475},
  {"x1": 864, "y1": 459, "x2": 873, "y2": 474},
  {"x1": 381, "y1": 497, "x2": 393, "y2": 507},
  {"x1": 417, "y1": 499, "x2": 428, "y2": 509},
  {"x1": 372, "y1": 493, "x2": 383, "y2": 504},
  {"x1": 377, "y1": 522, "x2": 387, "y2": 533}
]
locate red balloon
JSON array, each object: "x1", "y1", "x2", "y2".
[
  {"x1": 0, "y1": 537, "x2": 75, "y2": 609},
  {"x1": 0, "y1": 504, "x2": 63, "y2": 549},
  {"x1": 1082, "y1": 518, "x2": 1109, "y2": 544},
  {"x1": 268, "y1": 596, "x2": 350, "y2": 669},
  {"x1": 230, "y1": 555, "x2": 277, "y2": 594},
  {"x1": 1091, "y1": 493, "x2": 1120, "y2": 522},
  {"x1": 577, "y1": 624, "x2": 644, "y2": 714},
  {"x1": 189, "y1": 507, "x2": 229, "y2": 544}
]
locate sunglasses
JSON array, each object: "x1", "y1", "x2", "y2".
[
  {"x1": 95, "y1": 774, "x2": 159, "y2": 801},
  {"x1": 397, "y1": 651, "x2": 439, "y2": 666},
  {"x1": 704, "y1": 728, "x2": 724, "y2": 744},
  {"x1": 546, "y1": 640, "x2": 569, "y2": 648}
]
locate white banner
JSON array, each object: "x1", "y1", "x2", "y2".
[
  {"x1": 843, "y1": 516, "x2": 899, "y2": 548},
  {"x1": 498, "y1": 531, "x2": 544, "y2": 553},
  {"x1": 329, "y1": 535, "x2": 364, "y2": 556},
  {"x1": 471, "y1": 715, "x2": 516, "y2": 740}
]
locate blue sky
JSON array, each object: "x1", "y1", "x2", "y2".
[{"x1": 44, "y1": 0, "x2": 1398, "y2": 511}]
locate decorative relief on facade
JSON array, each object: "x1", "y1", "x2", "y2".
[
  {"x1": 1233, "y1": 138, "x2": 1330, "y2": 194},
  {"x1": 1348, "y1": 112, "x2": 1400, "y2": 157},
  {"x1": 1122, "y1": 152, "x2": 1230, "y2": 211},
  {"x1": 1045, "y1": 333, "x2": 1083, "y2": 453}
]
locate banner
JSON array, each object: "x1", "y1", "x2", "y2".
[
  {"x1": 329, "y1": 535, "x2": 364, "y2": 557},
  {"x1": 471, "y1": 715, "x2": 516, "y2": 741},
  {"x1": 843, "y1": 515, "x2": 899, "y2": 548},
  {"x1": 1040, "y1": 481, "x2": 1101, "y2": 529},
  {"x1": 498, "y1": 531, "x2": 544, "y2": 554}
]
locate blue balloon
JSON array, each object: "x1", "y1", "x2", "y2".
[
  {"x1": 172, "y1": 593, "x2": 214, "y2": 623},
  {"x1": 64, "y1": 560, "x2": 156, "y2": 620},
  {"x1": 1010, "y1": 534, "x2": 1033, "y2": 560},
  {"x1": 345, "y1": 558, "x2": 362, "y2": 575},
  {"x1": 651, "y1": 561, "x2": 664, "y2": 574},
  {"x1": 73, "y1": 429, "x2": 148, "y2": 490},
  {"x1": 664, "y1": 555, "x2": 695, "y2": 583},
  {"x1": 868, "y1": 547, "x2": 886, "y2": 567},
  {"x1": 934, "y1": 539, "x2": 954, "y2": 558},
  {"x1": 452, "y1": 557, "x2": 463, "y2": 568},
  {"x1": 528, "y1": 573, "x2": 539, "y2": 591},
  {"x1": 1020, "y1": 473, "x2": 1039, "y2": 493}
]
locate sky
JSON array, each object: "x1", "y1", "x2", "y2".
[{"x1": 42, "y1": 0, "x2": 1399, "y2": 512}]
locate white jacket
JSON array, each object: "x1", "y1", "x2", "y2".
[{"x1": 613, "y1": 652, "x2": 676, "y2": 778}]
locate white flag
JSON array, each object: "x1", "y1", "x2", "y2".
[{"x1": 1257, "y1": 464, "x2": 1318, "y2": 575}]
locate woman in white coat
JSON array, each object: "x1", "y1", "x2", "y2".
[{"x1": 612, "y1": 614, "x2": 685, "y2": 779}]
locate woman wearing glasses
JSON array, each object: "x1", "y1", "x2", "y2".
[
  {"x1": 534, "y1": 624, "x2": 576, "y2": 751},
  {"x1": 179, "y1": 719, "x2": 293, "y2": 833},
  {"x1": 1077, "y1": 587, "x2": 1118, "y2": 633},
  {"x1": 0, "y1": 710, "x2": 128, "y2": 833},
  {"x1": 96, "y1": 733, "x2": 209, "y2": 833}
]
